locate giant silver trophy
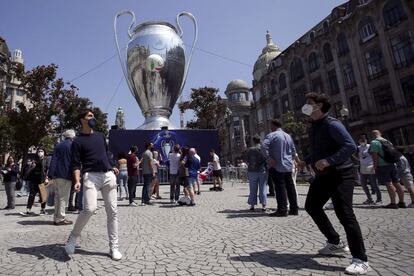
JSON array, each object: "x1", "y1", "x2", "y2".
[{"x1": 114, "y1": 10, "x2": 198, "y2": 129}]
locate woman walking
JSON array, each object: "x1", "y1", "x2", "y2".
[
  {"x1": 2, "y1": 155, "x2": 20, "y2": 209},
  {"x1": 117, "y1": 152, "x2": 128, "y2": 200}
]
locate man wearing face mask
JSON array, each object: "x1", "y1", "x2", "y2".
[
  {"x1": 64, "y1": 109, "x2": 122, "y2": 261},
  {"x1": 302, "y1": 93, "x2": 370, "y2": 275}
]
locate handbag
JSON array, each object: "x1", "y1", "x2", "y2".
[
  {"x1": 38, "y1": 183, "x2": 48, "y2": 204},
  {"x1": 15, "y1": 178, "x2": 23, "y2": 191}
]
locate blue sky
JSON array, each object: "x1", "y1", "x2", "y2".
[{"x1": 1, "y1": 0, "x2": 344, "y2": 129}]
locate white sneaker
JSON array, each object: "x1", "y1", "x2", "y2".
[
  {"x1": 64, "y1": 235, "x2": 77, "y2": 255},
  {"x1": 129, "y1": 202, "x2": 137, "y2": 207},
  {"x1": 110, "y1": 246, "x2": 122, "y2": 261},
  {"x1": 324, "y1": 202, "x2": 334, "y2": 210},
  {"x1": 345, "y1": 258, "x2": 370, "y2": 275},
  {"x1": 318, "y1": 241, "x2": 350, "y2": 255}
]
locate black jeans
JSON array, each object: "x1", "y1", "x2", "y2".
[
  {"x1": 305, "y1": 166, "x2": 367, "y2": 261},
  {"x1": 142, "y1": 174, "x2": 152, "y2": 204},
  {"x1": 267, "y1": 174, "x2": 275, "y2": 195},
  {"x1": 27, "y1": 181, "x2": 46, "y2": 210},
  {"x1": 128, "y1": 175, "x2": 138, "y2": 203},
  {"x1": 269, "y1": 168, "x2": 298, "y2": 213}
]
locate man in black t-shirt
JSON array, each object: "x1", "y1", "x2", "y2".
[{"x1": 64, "y1": 109, "x2": 122, "y2": 261}]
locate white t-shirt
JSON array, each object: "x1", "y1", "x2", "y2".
[
  {"x1": 169, "y1": 152, "x2": 181, "y2": 174},
  {"x1": 195, "y1": 154, "x2": 201, "y2": 162},
  {"x1": 358, "y1": 144, "x2": 375, "y2": 174},
  {"x1": 212, "y1": 153, "x2": 221, "y2": 170}
]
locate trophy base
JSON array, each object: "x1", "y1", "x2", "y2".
[{"x1": 137, "y1": 116, "x2": 178, "y2": 130}]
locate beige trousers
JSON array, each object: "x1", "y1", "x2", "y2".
[
  {"x1": 71, "y1": 171, "x2": 118, "y2": 247},
  {"x1": 53, "y1": 178, "x2": 72, "y2": 222}
]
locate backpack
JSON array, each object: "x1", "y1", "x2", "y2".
[{"x1": 377, "y1": 139, "x2": 401, "y2": 163}]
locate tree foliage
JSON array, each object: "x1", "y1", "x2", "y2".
[
  {"x1": 281, "y1": 111, "x2": 309, "y2": 156},
  {"x1": 179, "y1": 87, "x2": 227, "y2": 129}
]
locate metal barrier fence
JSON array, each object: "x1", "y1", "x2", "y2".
[{"x1": 130, "y1": 166, "x2": 249, "y2": 185}]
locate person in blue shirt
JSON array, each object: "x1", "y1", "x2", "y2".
[
  {"x1": 262, "y1": 119, "x2": 300, "y2": 217},
  {"x1": 303, "y1": 92, "x2": 370, "y2": 275},
  {"x1": 48, "y1": 129, "x2": 75, "y2": 226}
]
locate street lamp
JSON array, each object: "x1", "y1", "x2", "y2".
[{"x1": 339, "y1": 105, "x2": 350, "y2": 130}]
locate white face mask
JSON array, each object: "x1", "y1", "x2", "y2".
[
  {"x1": 38, "y1": 151, "x2": 44, "y2": 158},
  {"x1": 301, "y1": 104, "x2": 314, "y2": 116}
]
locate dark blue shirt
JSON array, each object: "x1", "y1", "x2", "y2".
[
  {"x1": 308, "y1": 114, "x2": 356, "y2": 168},
  {"x1": 71, "y1": 132, "x2": 113, "y2": 173},
  {"x1": 48, "y1": 138, "x2": 73, "y2": 180},
  {"x1": 2, "y1": 164, "x2": 19, "y2": 182},
  {"x1": 186, "y1": 155, "x2": 201, "y2": 178}
]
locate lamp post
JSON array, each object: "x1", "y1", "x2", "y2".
[
  {"x1": 339, "y1": 105, "x2": 350, "y2": 130},
  {"x1": 225, "y1": 108, "x2": 233, "y2": 163}
]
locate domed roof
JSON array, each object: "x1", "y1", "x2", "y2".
[
  {"x1": 225, "y1": 79, "x2": 250, "y2": 93},
  {"x1": 253, "y1": 31, "x2": 281, "y2": 81},
  {"x1": 0, "y1": 37, "x2": 11, "y2": 59}
]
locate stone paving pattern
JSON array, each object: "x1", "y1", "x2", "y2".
[{"x1": 0, "y1": 181, "x2": 413, "y2": 276}]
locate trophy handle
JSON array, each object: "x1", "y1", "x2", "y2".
[
  {"x1": 176, "y1": 12, "x2": 198, "y2": 93},
  {"x1": 114, "y1": 10, "x2": 136, "y2": 98}
]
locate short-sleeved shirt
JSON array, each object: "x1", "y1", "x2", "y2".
[
  {"x1": 212, "y1": 153, "x2": 221, "y2": 170},
  {"x1": 141, "y1": 149, "x2": 154, "y2": 175},
  {"x1": 127, "y1": 153, "x2": 138, "y2": 176},
  {"x1": 169, "y1": 152, "x2": 181, "y2": 174},
  {"x1": 370, "y1": 139, "x2": 392, "y2": 167},
  {"x1": 358, "y1": 144, "x2": 375, "y2": 174}
]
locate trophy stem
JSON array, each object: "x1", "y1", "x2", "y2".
[{"x1": 138, "y1": 115, "x2": 177, "y2": 130}]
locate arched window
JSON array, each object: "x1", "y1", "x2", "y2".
[
  {"x1": 323, "y1": 43, "x2": 333, "y2": 63},
  {"x1": 310, "y1": 31, "x2": 315, "y2": 42},
  {"x1": 337, "y1": 33, "x2": 349, "y2": 56},
  {"x1": 358, "y1": 17, "x2": 377, "y2": 42},
  {"x1": 323, "y1": 21, "x2": 329, "y2": 33},
  {"x1": 279, "y1": 73, "x2": 287, "y2": 90},
  {"x1": 308, "y1": 52, "x2": 320, "y2": 72},
  {"x1": 271, "y1": 79, "x2": 277, "y2": 94},
  {"x1": 383, "y1": 0, "x2": 406, "y2": 27},
  {"x1": 290, "y1": 58, "x2": 304, "y2": 82}
]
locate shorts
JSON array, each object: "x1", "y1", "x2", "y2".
[
  {"x1": 187, "y1": 177, "x2": 197, "y2": 188},
  {"x1": 400, "y1": 175, "x2": 414, "y2": 190},
  {"x1": 212, "y1": 170, "x2": 223, "y2": 179},
  {"x1": 376, "y1": 164, "x2": 399, "y2": 184}
]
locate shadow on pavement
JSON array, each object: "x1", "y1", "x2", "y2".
[
  {"x1": 17, "y1": 220, "x2": 54, "y2": 226},
  {"x1": 9, "y1": 244, "x2": 71, "y2": 262},
  {"x1": 229, "y1": 250, "x2": 344, "y2": 272},
  {"x1": 352, "y1": 205, "x2": 384, "y2": 210},
  {"x1": 75, "y1": 248, "x2": 110, "y2": 257},
  {"x1": 217, "y1": 209, "x2": 269, "y2": 219}
]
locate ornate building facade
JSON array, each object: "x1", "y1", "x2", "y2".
[{"x1": 250, "y1": 0, "x2": 414, "y2": 152}]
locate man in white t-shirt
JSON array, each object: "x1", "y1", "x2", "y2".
[
  {"x1": 357, "y1": 134, "x2": 382, "y2": 204},
  {"x1": 193, "y1": 149, "x2": 202, "y2": 195},
  {"x1": 169, "y1": 144, "x2": 181, "y2": 203},
  {"x1": 209, "y1": 149, "x2": 223, "y2": 191}
]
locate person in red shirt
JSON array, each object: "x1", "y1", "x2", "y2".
[{"x1": 127, "y1": 146, "x2": 140, "y2": 206}]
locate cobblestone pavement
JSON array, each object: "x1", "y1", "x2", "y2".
[{"x1": 0, "y1": 181, "x2": 413, "y2": 276}]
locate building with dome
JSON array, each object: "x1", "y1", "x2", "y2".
[
  {"x1": 0, "y1": 37, "x2": 30, "y2": 111},
  {"x1": 248, "y1": 0, "x2": 414, "y2": 157}
]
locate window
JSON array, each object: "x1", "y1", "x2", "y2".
[
  {"x1": 391, "y1": 32, "x2": 414, "y2": 68},
  {"x1": 358, "y1": 17, "x2": 377, "y2": 42},
  {"x1": 310, "y1": 31, "x2": 315, "y2": 42},
  {"x1": 273, "y1": 99, "x2": 280, "y2": 117},
  {"x1": 271, "y1": 79, "x2": 277, "y2": 94},
  {"x1": 373, "y1": 85, "x2": 396, "y2": 113},
  {"x1": 281, "y1": 94, "x2": 290, "y2": 114},
  {"x1": 342, "y1": 62, "x2": 356, "y2": 89},
  {"x1": 337, "y1": 33, "x2": 349, "y2": 56},
  {"x1": 401, "y1": 75, "x2": 414, "y2": 106},
  {"x1": 257, "y1": 108, "x2": 263, "y2": 123},
  {"x1": 254, "y1": 89, "x2": 260, "y2": 102},
  {"x1": 290, "y1": 58, "x2": 304, "y2": 82},
  {"x1": 383, "y1": 0, "x2": 406, "y2": 27},
  {"x1": 323, "y1": 43, "x2": 333, "y2": 63},
  {"x1": 279, "y1": 73, "x2": 287, "y2": 90},
  {"x1": 349, "y1": 96, "x2": 362, "y2": 120},
  {"x1": 293, "y1": 84, "x2": 307, "y2": 110},
  {"x1": 311, "y1": 76, "x2": 324, "y2": 93},
  {"x1": 365, "y1": 48, "x2": 387, "y2": 79},
  {"x1": 16, "y1": 90, "x2": 25, "y2": 97},
  {"x1": 328, "y1": 70, "x2": 340, "y2": 95},
  {"x1": 308, "y1": 52, "x2": 320, "y2": 72},
  {"x1": 267, "y1": 104, "x2": 273, "y2": 120},
  {"x1": 323, "y1": 21, "x2": 329, "y2": 34}
]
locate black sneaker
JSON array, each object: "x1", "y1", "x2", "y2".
[
  {"x1": 267, "y1": 193, "x2": 275, "y2": 196},
  {"x1": 249, "y1": 206, "x2": 255, "y2": 211},
  {"x1": 288, "y1": 209, "x2": 299, "y2": 216},
  {"x1": 269, "y1": 211, "x2": 288, "y2": 217},
  {"x1": 398, "y1": 202, "x2": 407, "y2": 208},
  {"x1": 196, "y1": 191, "x2": 201, "y2": 195},
  {"x1": 383, "y1": 203, "x2": 398, "y2": 209}
]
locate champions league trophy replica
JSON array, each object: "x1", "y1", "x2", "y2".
[{"x1": 114, "y1": 10, "x2": 198, "y2": 129}]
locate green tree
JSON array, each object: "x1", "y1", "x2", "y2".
[
  {"x1": 281, "y1": 111, "x2": 309, "y2": 156},
  {"x1": 179, "y1": 87, "x2": 227, "y2": 129},
  {"x1": 8, "y1": 64, "x2": 77, "y2": 162}
]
